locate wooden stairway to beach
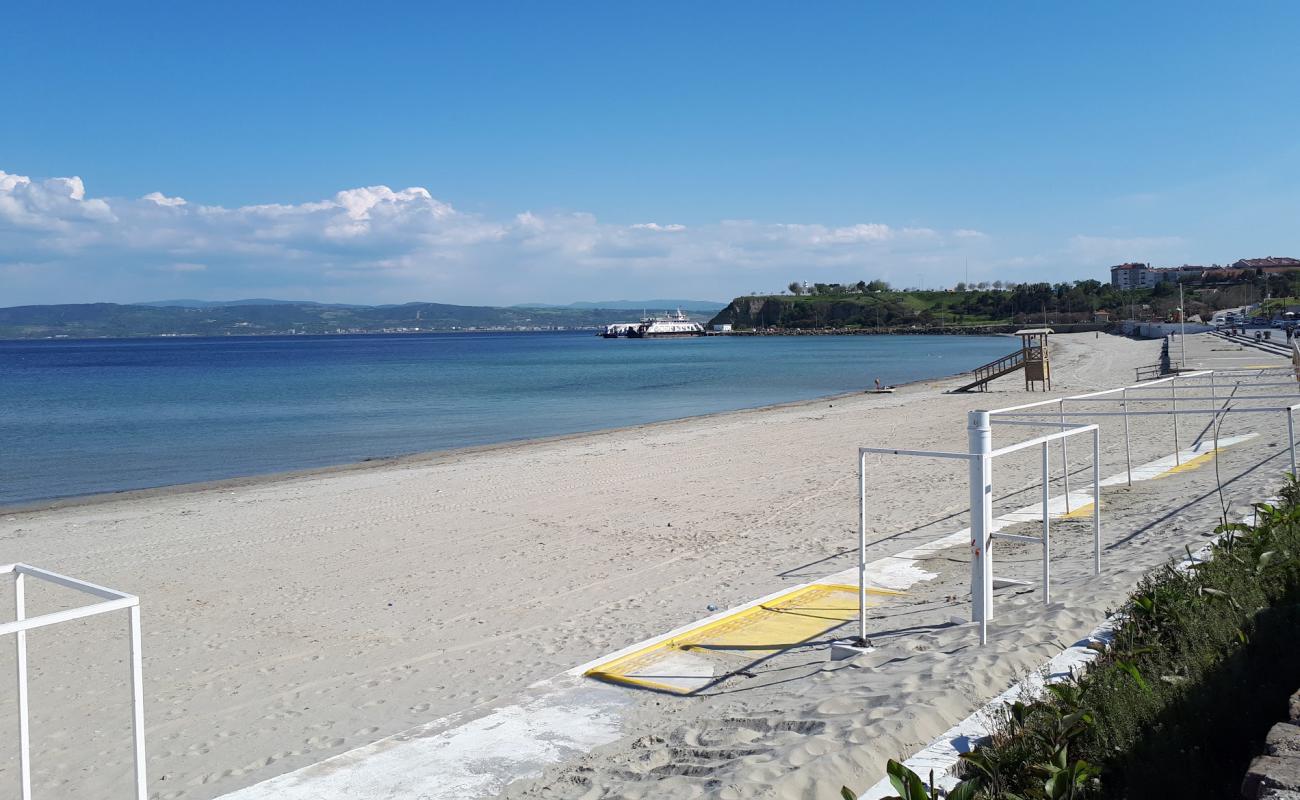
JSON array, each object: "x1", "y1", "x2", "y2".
[{"x1": 951, "y1": 348, "x2": 1027, "y2": 393}]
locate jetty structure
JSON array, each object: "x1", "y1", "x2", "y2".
[{"x1": 952, "y1": 328, "x2": 1052, "y2": 392}]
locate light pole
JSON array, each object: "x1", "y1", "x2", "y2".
[{"x1": 1179, "y1": 282, "x2": 1188, "y2": 369}]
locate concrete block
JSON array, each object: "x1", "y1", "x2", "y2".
[
  {"x1": 829, "y1": 639, "x2": 872, "y2": 661},
  {"x1": 1243, "y1": 755, "x2": 1300, "y2": 798},
  {"x1": 1267, "y1": 724, "x2": 1300, "y2": 758}
]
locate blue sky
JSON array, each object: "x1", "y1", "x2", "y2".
[{"x1": 2, "y1": 2, "x2": 1298, "y2": 305}]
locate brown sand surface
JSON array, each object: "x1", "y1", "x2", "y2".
[{"x1": 5, "y1": 332, "x2": 1283, "y2": 799}]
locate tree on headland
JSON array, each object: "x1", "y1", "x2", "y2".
[
  {"x1": 955, "y1": 281, "x2": 968, "y2": 292},
  {"x1": 788, "y1": 281, "x2": 804, "y2": 295},
  {"x1": 867, "y1": 279, "x2": 890, "y2": 292}
]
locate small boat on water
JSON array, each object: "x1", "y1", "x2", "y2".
[{"x1": 602, "y1": 310, "x2": 706, "y2": 338}]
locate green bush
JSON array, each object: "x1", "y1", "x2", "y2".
[{"x1": 853, "y1": 478, "x2": 1300, "y2": 799}]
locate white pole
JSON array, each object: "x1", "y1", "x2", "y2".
[
  {"x1": 1180, "y1": 283, "x2": 1188, "y2": 368},
  {"x1": 968, "y1": 411, "x2": 993, "y2": 645},
  {"x1": 1059, "y1": 399, "x2": 1071, "y2": 512},
  {"x1": 1092, "y1": 428, "x2": 1102, "y2": 575},
  {"x1": 129, "y1": 605, "x2": 148, "y2": 800},
  {"x1": 1171, "y1": 375, "x2": 1181, "y2": 465},
  {"x1": 15, "y1": 571, "x2": 31, "y2": 800},
  {"x1": 1122, "y1": 387, "x2": 1133, "y2": 486},
  {"x1": 857, "y1": 452, "x2": 868, "y2": 644},
  {"x1": 1289, "y1": 409, "x2": 1297, "y2": 480},
  {"x1": 1041, "y1": 441, "x2": 1050, "y2": 605}
]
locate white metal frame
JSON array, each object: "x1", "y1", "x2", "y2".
[
  {"x1": 851, "y1": 367, "x2": 1297, "y2": 648},
  {"x1": 1, "y1": 564, "x2": 146, "y2": 800},
  {"x1": 857, "y1": 412, "x2": 1101, "y2": 646},
  {"x1": 991, "y1": 368, "x2": 1300, "y2": 482}
]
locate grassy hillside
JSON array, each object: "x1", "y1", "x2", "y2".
[{"x1": 709, "y1": 281, "x2": 1161, "y2": 330}]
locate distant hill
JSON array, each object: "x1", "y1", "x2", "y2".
[
  {"x1": 516, "y1": 299, "x2": 726, "y2": 312},
  {"x1": 139, "y1": 298, "x2": 368, "y2": 309},
  {"x1": 0, "y1": 301, "x2": 713, "y2": 339}
]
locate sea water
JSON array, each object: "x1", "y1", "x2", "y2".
[{"x1": 0, "y1": 332, "x2": 1012, "y2": 505}]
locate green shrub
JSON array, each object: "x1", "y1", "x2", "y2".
[{"x1": 860, "y1": 477, "x2": 1300, "y2": 799}]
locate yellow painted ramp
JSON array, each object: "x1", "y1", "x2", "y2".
[{"x1": 585, "y1": 583, "x2": 900, "y2": 694}]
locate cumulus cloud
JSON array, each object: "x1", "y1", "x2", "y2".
[
  {"x1": 142, "y1": 191, "x2": 187, "y2": 207},
  {"x1": 0, "y1": 167, "x2": 993, "y2": 304}
]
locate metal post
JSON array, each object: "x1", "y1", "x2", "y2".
[
  {"x1": 1092, "y1": 428, "x2": 1102, "y2": 575},
  {"x1": 1122, "y1": 387, "x2": 1133, "y2": 486},
  {"x1": 1180, "y1": 283, "x2": 1188, "y2": 368},
  {"x1": 1059, "y1": 399, "x2": 1071, "y2": 512},
  {"x1": 1210, "y1": 372, "x2": 1217, "y2": 416},
  {"x1": 1041, "y1": 442, "x2": 1050, "y2": 605},
  {"x1": 968, "y1": 411, "x2": 993, "y2": 645},
  {"x1": 1289, "y1": 408, "x2": 1297, "y2": 480},
  {"x1": 857, "y1": 452, "x2": 868, "y2": 644},
  {"x1": 15, "y1": 571, "x2": 31, "y2": 800},
  {"x1": 1171, "y1": 375, "x2": 1181, "y2": 465},
  {"x1": 129, "y1": 605, "x2": 148, "y2": 800}
]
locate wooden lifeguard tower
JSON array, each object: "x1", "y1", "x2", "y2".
[
  {"x1": 1017, "y1": 328, "x2": 1052, "y2": 391},
  {"x1": 952, "y1": 328, "x2": 1053, "y2": 392}
]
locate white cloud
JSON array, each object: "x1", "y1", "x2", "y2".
[
  {"x1": 630, "y1": 222, "x2": 686, "y2": 232},
  {"x1": 0, "y1": 167, "x2": 998, "y2": 304},
  {"x1": 142, "y1": 191, "x2": 187, "y2": 207}
]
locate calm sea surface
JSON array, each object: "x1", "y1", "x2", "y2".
[{"x1": 0, "y1": 332, "x2": 1012, "y2": 506}]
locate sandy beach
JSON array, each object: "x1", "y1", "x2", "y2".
[{"x1": 1, "y1": 331, "x2": 1293, "y2": 799}]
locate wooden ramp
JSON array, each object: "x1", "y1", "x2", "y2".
[
  {"x1": 952, "y1": 328, "x2": 1052, "y2": 393},
  {"x1": 952, "y1": 348, "x2": 1027, "y2": 392}
]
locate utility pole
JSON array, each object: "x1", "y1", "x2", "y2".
[{"x1": 1179, "y1": 282, "x2": 1188, "y2": 369}]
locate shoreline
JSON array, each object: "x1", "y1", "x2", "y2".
[
  {"x1": 1, "y1": 347, "x2": 994, "y2": 516},
  {"x1": 0, "y1": 332, "x2": 1179, "y2": 800}
]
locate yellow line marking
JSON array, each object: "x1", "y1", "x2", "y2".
[
  {"x1": 1062, "y1": 501, "x2": 1095, "y2": 519},
  {"x1": 583, "y1": 672, "x2": 688, "y2": 694},
  {"x1": 1154, "y1": 449, "x2": 1218, "y2": 478},
  {"x1": 585, "y1": 583, "x2": 903, "y2": 694}
]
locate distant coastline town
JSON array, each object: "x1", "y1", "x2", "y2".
[{"x1": 3, "y1": 255, "x2": 1299, "y2": 340}]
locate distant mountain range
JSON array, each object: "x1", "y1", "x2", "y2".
[
  {"x1": 0, "y1": 300, "x2": 716, "y2": 339},
  {"x1": 138, "y1": 298, "x2": 370, "y2": 309}
]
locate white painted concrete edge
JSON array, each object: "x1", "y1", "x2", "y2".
[
  {"x1": 855, "y1": 500, "x2": 1265, "y2": 799},
  {"x1": 214, "y1": 435, "x2": 1257, "y2": 800}
]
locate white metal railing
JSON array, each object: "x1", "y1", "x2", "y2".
[
  {"x1": 990, "y1": 367, "x2": 1300, "y2": 483},
  {"x1": 1, "y1": 564, "x2": 146, "y2": 800},
  {"x1": 857, "y1": 413, "x2": 1101, "y2": 646}
]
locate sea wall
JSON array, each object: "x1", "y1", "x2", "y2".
[
  {"x1": 1240, "y1": 689, "x2": 1300, "y2": 798},
  {"x1": 1121, "y1": 321, "x2": 1215, "y2": 338}
]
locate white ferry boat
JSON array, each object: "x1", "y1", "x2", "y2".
[{"x1": 602, "y1": 310, "x2": 706, "y2": 338}]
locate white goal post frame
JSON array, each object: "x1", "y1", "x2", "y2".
[
  {"x1": 857, "y1": 413, "x2": 1101, "y2": 647},
  {"x1": 0, "y1": 563, "x2": 146, "y2": 800}
]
